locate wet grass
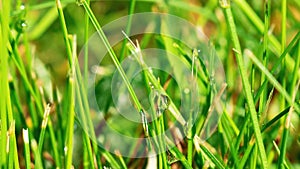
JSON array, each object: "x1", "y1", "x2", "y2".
[{"x1": 0, "y1": 0, "x2": 299, "y2": 168}]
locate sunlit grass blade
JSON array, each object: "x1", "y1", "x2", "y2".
[
  {"x1": 220, "y1": 1, "x2": 268, "y2": 167},
  {"x1": 194, "y1": 136, "x2": 225, "y2": 169},
  {"x1": 278, "y1": 80, "x2": 299, "y2": 169},
  {"x1": 0, "y1": 0, "x2": 11, "y2": 166},
  {"x1": 261, "y1": 107, "x2": 290, "y2": 132},
  {"x1": 31, "y1": 139, "x2": 42, "y2": 168},
  {"x1": 233, "y1": 0, "x2": 297, "y2": 74},
  {"x1": 259, "y1": 0, "x2": 270, "y2": 115},
  {"x1": 55, "y1": 1, "x2": 96, "y2": 168},
  {"x1": 167, "y1": 137, "x2": 192, "y2": 169},
  {"x1": 80, "y1": 0, "x2": 143, "y2": 112},
  {"x1": 23, "y1": 129, "x2": 31, "y2": 169},
  {"x1": 245, "y1": 50, "x2": 300, "y2": 113},
  {"x1": 83, "y1": 0, "x2": 90, "y2": 89},
  {"x1": 119, "y1": 0, "x2": 136, "y2": 61},
  {"x1": 65, "y1": 35, "x2": 76, "y2": 169}
]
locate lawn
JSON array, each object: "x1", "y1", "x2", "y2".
[{"x1": 0, "y1": 0, "x2": 299, "y2": 168}]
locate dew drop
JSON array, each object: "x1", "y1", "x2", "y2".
[
  {"x1": 15, "y1": 19, "x2": 27, "y2": 33},
  {"x1": 184, "y1": 88, "x2": 190, "y2": 94},
  {"x1": 151, "y1": 90, "x2": 169, "y2": 117},
  {"x1": 76, "y1": 0, "x2": 84, "y2": 6},
  {"x1": 20, "y1": 4, "x2": 25, "y2": 10}
]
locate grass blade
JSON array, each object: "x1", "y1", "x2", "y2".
[
  {"x1": 23, "y1": 129, "x2": 31, "y2": 169},
  {"x1": 245, "y1": 50, "x2": 300, "y2": 113},
  {"x1": 81, "y1": 0, "x2": 143, "y2": 112},
  {"x1": 233, "y1": 0, "x2": 297, "y2": 74},
  {"x1": 220, "y1": 1, "x2": 268, "y2": 168}
]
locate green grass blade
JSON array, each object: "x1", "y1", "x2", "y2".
[
  {"x1": 65, "y1": 35, "x2": 76, "y2": 169},
  {"x1": 0, "y1": 0, "x2": 11, "y2": 166},
  {"x1": 23, "y1": 129, "x2": 31, "y2": 169},
  {"x1": 233, "y1": 0, "x2": 297, "y2": 74},
  {"x1": 194, "y1": 136, "x2": 225, "y2": 169},
  {"x1": 81, "y1": 0, "x2": 143, "y2": 112},
  {"x1": 261, "y1": 107, "x2": 290, "y2": 132},
  {"x1": 245, "y1": 50, "x2": 300, "y2": 113},
  {"x1": 119, "y1": 0, "x2": 136, "y2": 61},
  {"x1": 259, "y1": 0, "x2": 270, "y2": 115},
  {"x1": 220, "y1": 1, "x2": 268, "y2": 168}
]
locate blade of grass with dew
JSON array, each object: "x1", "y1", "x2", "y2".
[
  {"x1": 127, "y1": 36, "x2": 187, "y2": 125},
  {"x1": 123, "y1": 45, "x2": 190, "y2": 166},
  {"x1": 150, "y1": 89, "x2": 169, "y2": 169},
  {"x1": 220, "y1": 1, "x2": 268, "y2": 168}
]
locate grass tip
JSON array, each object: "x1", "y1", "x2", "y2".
[{"x1": 23, "y1": 129, "x2": 29, "y2": 144}]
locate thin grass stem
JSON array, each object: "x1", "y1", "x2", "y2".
[
  {"x1": 220, "y1": 1, "x2": 268, "y2": 167},
  {"x1": 23, "y1": 129, "x2": 31, "y2": 169}
]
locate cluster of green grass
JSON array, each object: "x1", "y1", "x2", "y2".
[{"x1": 0, "y1": 0, "x2": 300, "y2": 168}]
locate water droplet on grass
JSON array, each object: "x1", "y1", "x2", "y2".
[
  {"x1": 76, "y1": 0, "x2": 84, "y2": 6},
  {"x1": 184, "y1": 88, "x2": 190, "y2": 94},
  {"x1": 15, "y1": 20, "x2": 27, "y2": 33},
  {"x1": 20, "y1": 4, "x2": 25, "y2": 10},
  {"x1": 151, "y1": 90, "x2": 169, "y2": 117}
]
